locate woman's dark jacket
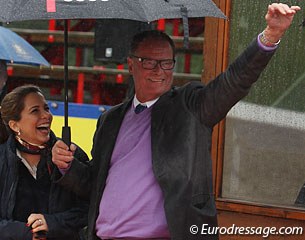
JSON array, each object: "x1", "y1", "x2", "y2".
[
  {"x1": 0, "y1": 132, "x2": 89, "y2": 240},
  {"x1": 56, "y1": 39, "x2": 276, "y2": 240}
]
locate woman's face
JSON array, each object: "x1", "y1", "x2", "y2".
[{"x1": 10, "y1": 92, "x2": 53, "y2": 145}]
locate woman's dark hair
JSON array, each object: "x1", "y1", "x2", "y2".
[
  {"x1": 130, "y1": 30, "x2": 176, "y2": 58},
  {"x1": 0, "y1": 85, "x2": 43, "y2": 144}
]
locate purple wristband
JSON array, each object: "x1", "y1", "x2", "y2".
[{"x1": 257, "y1": 33, "x2": 278, "y2": 52}]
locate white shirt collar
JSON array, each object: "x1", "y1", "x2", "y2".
[
  {"x1": 16, "y1": 149, "x2": 37, "y2": 179},
  {"x1": 133, "y1": 95, "x2": 159, "y2": 109}
]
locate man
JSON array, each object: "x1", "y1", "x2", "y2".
[
  {"x1": 52, "y1": 3, "x2": 300, "y2": 240},
  {"x1": 0, "y1": 60, "x2": 8, "y2": 103}
]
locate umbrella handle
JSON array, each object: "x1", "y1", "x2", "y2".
[{"x1": 62, "y1": 126, "x2": 71, "y2": 147}]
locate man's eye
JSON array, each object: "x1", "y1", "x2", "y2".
[
  {"x1": 162, "y1": 61, "x2": 172, "y2": 65},
  {"x1": 144, "y1": 60, "x2": 156, "y2": 65}
]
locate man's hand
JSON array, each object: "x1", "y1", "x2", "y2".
[
  {"x1": 52, "y1": 140, "x2": 76, "y2": 169},
  {"x1": 264, "y1": 3, "x2": 301, "y2": 43}
]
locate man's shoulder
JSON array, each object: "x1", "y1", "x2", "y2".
[
  {"x1": 96, "y1": 100, "x2": 130, "y2": 124},
  {"x1": 102, "y1": 100, "x2": 129, "y2": 116},
  {"x1": 175, "y1": 81, "x2": 205, "y2": 90},
  {"x1": 170, "y1": 81, "x2": 206, "y2": 97}
]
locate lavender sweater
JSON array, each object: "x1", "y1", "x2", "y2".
[{"x1": 96, "y1": 103, "x2": 170, "y2": 239}]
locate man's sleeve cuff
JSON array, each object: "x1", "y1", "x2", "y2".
[{"x1": 257, "y1": 33, "x2": 279, "y2": 52}]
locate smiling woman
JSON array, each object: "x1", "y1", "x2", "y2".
[{"x1": 0, "y1": 85, "x2": 89, "y2": 240}]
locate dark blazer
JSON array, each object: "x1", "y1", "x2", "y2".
[
  {"x1": 58, "y1": 39, "x2": 276, "y2": 240},
  {"x1": 0, "y1": 132, "x2": 89, "y2": 240}
]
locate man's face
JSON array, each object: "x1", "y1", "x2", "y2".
[{"x1": 127, "y1": 39, "x2": 174, "y2": 102}]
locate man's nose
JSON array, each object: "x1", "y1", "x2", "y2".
[{"x1": 152, "y1": 62, "x2": 163, "y2": 72}]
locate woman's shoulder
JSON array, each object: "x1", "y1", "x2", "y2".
[
  {"x1": 0, "y1": 139, "x2": 10, "y2": 165},
  {"x1": 0, "y1": 136, "x2": 12, "y2": 152},
  {"x1": 0, "y1": 142, "x2": 6, "y2": 159}
]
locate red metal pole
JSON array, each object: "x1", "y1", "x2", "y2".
[
  {"x1": 184, "y1": 54, "x2": 191, "y2": 73},
  {"x1": 7, "y1": 66, "x2": 13, "y2": 76},
  {"x1": 76, "y1": 73, "x2": 85, "y2": 103},
  {"x1": 157, "y1": 19, "x2": 166, "y2": 31},
  {"x1": 75, "y1": 48, "x2": 83, "y2": 66},
  {"x1": 172, "y1": 19, "x2": 180, "y2": 36},
  {"x1": 116, "y1": 64, "x2": 124, "y2": 84},
  {"x1": 48, "y1": 19, "x2": 56, "y2": 43},
  {"x1": 91, "y1": 81, "x2": 101, "y2": 105}
]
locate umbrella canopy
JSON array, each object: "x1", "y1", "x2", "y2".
[
  {"x1": 0, "y1": 26, "x2": 50, "y2": 66},
  {"x1": 0, "y1": 0, "x2": 225, "y2": 22},
  {"x1": 0, "y1": 0, "x2": 226, "y2": 144}
]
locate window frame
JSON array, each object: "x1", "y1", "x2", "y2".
[{"x1": 203, "y1": 0, "x2": 305, "y2": 220}]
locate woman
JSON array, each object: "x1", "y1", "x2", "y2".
[{"x1": 0, "y1": 85, "x2": 89, "y2": 240}]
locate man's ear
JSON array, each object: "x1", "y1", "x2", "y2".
[
  {"x1": 127, "y1": 57, "x2": 133, "y2": 74},
  {"x1": 8, "y1": 120, "x2": 19, "y2": 133}
]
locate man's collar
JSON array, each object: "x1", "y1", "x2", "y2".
[{"x1": 133, "y1": 95, "x2": 159, "y2": 108}]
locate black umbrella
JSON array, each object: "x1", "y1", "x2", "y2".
[
  {"x1": 0, "y1": 0, "x2": 225, "y2": 22},
  {"x1": 0, "y1": 0, "x2": 226, "y2": 144}
]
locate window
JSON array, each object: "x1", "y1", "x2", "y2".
[{"x1": 221, "y1": 0, "x2": 305, "y2": 207}]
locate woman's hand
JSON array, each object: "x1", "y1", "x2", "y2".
[{"x1": 27, "y1": 213, "x2": 49, "y2": 239}]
